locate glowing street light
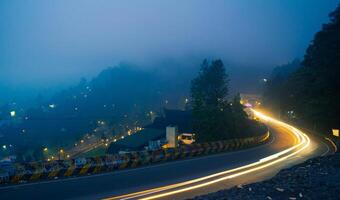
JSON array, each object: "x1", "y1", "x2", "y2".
[
  {"x1": 43, "y1": 147, "x2": 48, "y2": 152},
  {"x1": 332, "y1": 129, "x2": 339, "y2": 137}
]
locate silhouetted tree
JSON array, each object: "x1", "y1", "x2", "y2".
[
  {"x1": 191, "y1": 59, "x2": 233, "y2": 142},
  {"x1": 264, "y1": 4, "x2": 340, "y2": 133},
  {"x1": 231, "y1": 94, "x2": 248, "y2": 137}
]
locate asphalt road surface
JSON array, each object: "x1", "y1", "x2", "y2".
[{"x1": 0, "y1": 111, "x2": 333, "y2": 200}]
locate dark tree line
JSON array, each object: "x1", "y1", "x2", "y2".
[
  {"x1": 191, "y1": 59, "x2": 263, "y2": 142},
  {"x1": 264, "y1": 4, "x2": 340, "y2": 134}
]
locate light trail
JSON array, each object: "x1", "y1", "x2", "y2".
[
  {"x1": 105, "y1": 110, "x2": 311, "y2": 200},
  {"x1": 325, "y1": 137, "x2": 337, "y2": 153}
]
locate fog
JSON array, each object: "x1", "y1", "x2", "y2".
[{"x1": 0, "y1": 0, "x2": 337, "y2": 102}]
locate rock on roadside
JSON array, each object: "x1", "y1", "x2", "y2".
[{"x1": 191, "y1": 153, "x2": 340, "y2": 200}]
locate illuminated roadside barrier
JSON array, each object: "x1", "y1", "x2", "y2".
[{"x1": 1, "y1": 130, "x2": 269, "y2": 185}]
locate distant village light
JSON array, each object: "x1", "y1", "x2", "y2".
[
  {"x1": 10, "y1": 111, "x2": 16, "y2": 117},
  {"x1": 2, "y1": 145, "x2": 7, "y2": 150},
  {"x1": 49, "y1": 104, "x2": 56, "y2": 108}
]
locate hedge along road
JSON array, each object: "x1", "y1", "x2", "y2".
[{"x1": 0, "y1": 110, "x2": 332, "y2": 200}]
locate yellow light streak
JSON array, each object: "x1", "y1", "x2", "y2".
[
  {"x1": 325, "y1": 137, "x2": 337, "y2": 152},
  {"x1": 105, "y1": 109, "x2": 311, "y2": 200}
]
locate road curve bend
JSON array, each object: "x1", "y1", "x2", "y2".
[{"x1": 0, "y1": 110, "x2": 332, "y2": 200}]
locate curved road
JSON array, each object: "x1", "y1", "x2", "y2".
[{"x1": 0, "y1": 110, "x2": 334, "y2": 200}]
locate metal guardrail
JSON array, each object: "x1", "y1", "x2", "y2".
[{"x1": 1, "y1": 131, "x2": 270, "y2": 185}]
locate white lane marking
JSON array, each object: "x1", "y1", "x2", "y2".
[
  {"x1": 325, "y1": 137, "x2": 337, "y2": 153},
  {"x1": 321, "y1": 141, "x2": 330, "y2": 156}
]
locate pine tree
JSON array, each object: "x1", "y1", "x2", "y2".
[
  {"x1": 191, "y1": 59, "x2": 233, "y2": 142},
  {"x1": 279, "y1": 4, "x2": 340, "y2": 132}
]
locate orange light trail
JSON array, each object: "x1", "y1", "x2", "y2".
[{"x1": 104, "y1": 109, "x2": 311, "y2": 200}]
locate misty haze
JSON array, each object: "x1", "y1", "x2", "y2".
[{"x1": 0, "y1": 1, "x2": 339, "y2": 200}]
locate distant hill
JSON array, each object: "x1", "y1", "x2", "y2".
[
  {"x1": 270, "y1": 59, "x2": 300, "y2": 81},
  {"x1": 263, "y1": 59, "x2": 301, "y2": 112},
  {"x1": 0, "y1": 64, "x2": 193, "y2": 160}
]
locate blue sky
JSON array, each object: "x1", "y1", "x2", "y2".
[{"x1": 0, "y1": 0, "x2": 338, "y2": 87}]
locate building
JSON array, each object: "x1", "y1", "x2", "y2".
[
  {"x1": 107, "y1": 109, "x2": 194, "y2": 154},
  {"x1": 240, "y1": 93, "x2": 262, "y2": 107}
]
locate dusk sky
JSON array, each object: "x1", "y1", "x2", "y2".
[{"x1": 0, "y1": 0, "x2": 338, "y2": 88}]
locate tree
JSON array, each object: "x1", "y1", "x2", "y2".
[
  {"x1": 287, "y1": 4, "x2": 340, "y2": 132},
  {"x1": 231, "y1": 94, "x2": 248, "y2": 136},
  {"x1": 265, "y1": 4, "x2": 340, "y2": 133},
  {"x1": 191, "y1": 59, "x2": 233, "y2": 142},
  {"x1": 263, "y1": 59, "x2": 301, "y2": 117}
]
